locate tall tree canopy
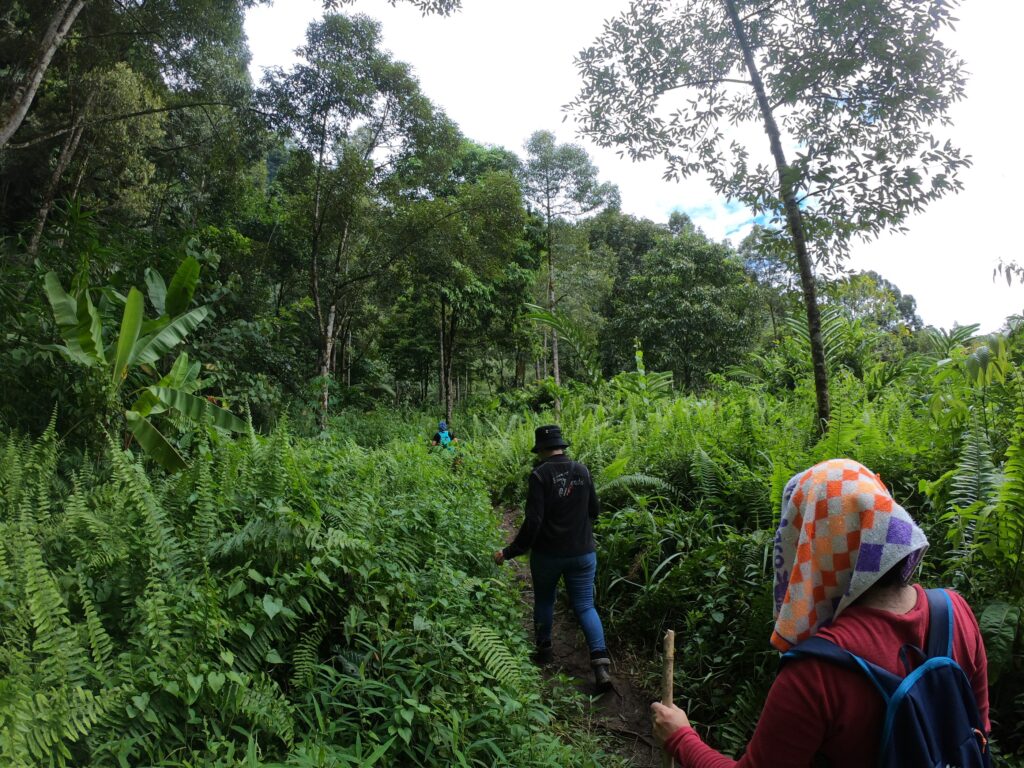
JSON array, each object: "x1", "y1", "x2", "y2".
[
  {"x1": 519, "y1": 130, "x2": 618, "y2": 388},
  {"x1": 570, "y1": 0, "x2": 969, "y2": 429},
  {"x1": 259, "y1": 13, "x2": 455, "y2": 427}
]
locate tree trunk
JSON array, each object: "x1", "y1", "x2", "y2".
[
  {"x1": 442, "y1": 302, "x2": 457, "y2": 424},
  {"x1": 318, "y1": 303, "x2": 337, "y2": 431},
  {"x1": 344, "y1": 326, "x2": 352, "y2": 387},
  {"x1": 27, "y1": 95, "x2": 92, "y2": 255},
  {"x1": 0, "y1": 0, "x2": 87, "y2": 148},
  {"x1": 438, "y1": 298, "x2": 446, "y2": 407},
  {"x1": 724, "y1": 0, "x2": 830, "y2": 431},
  {"x1": 547, "y1": 232, "x2": 561, "y2": 386}
]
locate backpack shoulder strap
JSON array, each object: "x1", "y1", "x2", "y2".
[
  {"x1": 784, "y1": 637, "x2": 860, "y2": 671},
  {"x1": 924, "y1": 588, "x2": 955, "y2": 659},
  {"x1": 784, "y1": 637, "x2": 901, "y2": 699}
]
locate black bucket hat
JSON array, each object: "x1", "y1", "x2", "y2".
[{"x1": 532, "y1": 424, "x2": 569, "y2": 453}]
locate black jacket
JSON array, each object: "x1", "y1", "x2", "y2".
[{"x1": 503, "y1": 454, "x2": 600, "y2": 559}]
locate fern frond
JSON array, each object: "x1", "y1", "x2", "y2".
[
  {"x1": 597, "y1": 473, "x2": 674, "y2": 497},
  {"x1": 950, "y1": 411, "x2": 998, "y2": 511},
  {"x1": 110, "y1": 444, "x2": 184, "y2": 573},
  {"x1": 223, "y1": 672, "x2": 296, "y2": 746},
  {"x1": 290, "y1": 619, "x2": 328, "y2": 691},
  {"x1": 19, "y1": 523, "x2": 89, "y2": 688},
  {"x1": 467, "y1": 625, "x2": 523, "y2": 691},
  {"x1": 691, "y1": 447, "x2": 724, "y2": 504},
  {"x1": 77, "y1": 573, "x2": 114, "y2": 679}
]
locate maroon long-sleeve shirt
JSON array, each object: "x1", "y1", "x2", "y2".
[{"x1": 666, "y1": 585, "x2": 990, "y2": 768}]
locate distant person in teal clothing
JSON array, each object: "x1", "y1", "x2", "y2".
[{"x1": 431, "y1": 421, "x2": 458, "y2": 451}]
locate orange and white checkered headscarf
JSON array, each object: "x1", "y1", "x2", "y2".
[{"x1": 770, "y1": 459, "x2": 928, "y2": 652}]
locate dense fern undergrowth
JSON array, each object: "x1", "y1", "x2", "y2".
[
  {"x1": 466, "y1": 367, "x2": 1024, "y2": 762},
  {"x1": 0, "y1": 419, "x2": 610, "y2": 767},
  {"x1": 4, "y1": 361, "x2": 1024, "y2": 765}
]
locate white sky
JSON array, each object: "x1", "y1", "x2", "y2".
[{"x1": 245, "y1": 0, "x2": 1022, "y2": 332}]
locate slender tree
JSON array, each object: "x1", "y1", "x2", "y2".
[
  {"x1": 520, "y1": 130, "x2": 617, "y2": 388},
  {"x1": 571, "y1": 0, "x2": 968, "y2": 430},
  {"x1": 260, "y1": 14, "x2": 452, "y2": 429},
  {"x1": 0, "y1": 0, "x2": 86, "y2": 148}
]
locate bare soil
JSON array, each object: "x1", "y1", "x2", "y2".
[{"x1": 500, "y1": 506, "x2": 663, "y2": 767}]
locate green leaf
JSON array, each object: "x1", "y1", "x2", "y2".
[
  {"x1": 40, "y1": 342, "x2": 100, "y2": 367},
  {"x1": 43, "y1": 272, "x2": 105, "y2": 366},
  {"x1": 979, "y1": 601, "x2": 1019, "y2": 685},
  {"x1": 207, "y1": 671, "x2": 226, "y2": 693},
  {"x1": 262, "y1": 594, "x2": 283, "y2": 619},
  {"x1": 76, "y1": 289, "x2": 106, "y2": 364},
  {"x1": 187, "y1": 673, "x2": 204, "y2": 693},
  {"x1": 44, "y1": 272, "x2": 78, "y2": 329},
  {"x1": 125, "y1": 410, "x2": 187, "y2": 472},
  {"x1": 133, "y1": 306, "x2": 210, "y2": 366},
  {"x1": 150, "y1": 386, "x2": 246, "y2": 432},
  {"x1": 165, "y1": 256, "x2": 200, "y2": 316},
  {"x1": 359, "y1": 737, "x2": 396, "y2": 767},
  {"x1": 113, "y1": 288, "x2": 145, "y2": 385},
  {"x1": 161, "y1": 352, "x2": 200, "y2": 389},
  {"x1": 145, "y1": 268, "x2": 167, "y2": 315},
  {"x1": 129, "y1": 388, "x2": 161, "y2": 419},
  {"x1": 265, "y1": 649, "x2": 284, "y2": 664}
]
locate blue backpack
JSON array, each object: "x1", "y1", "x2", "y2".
[
  {"x1": 438, "y1": 430, "x2": 453, "y2": 450},
  {"x1": 783, "y1": 589, "x2": 990, "y2": 768}
]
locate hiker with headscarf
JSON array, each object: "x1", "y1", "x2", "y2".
[
  {"x1": 651, "y1": 458, "x2": 991, "y2": 767},
  {"x1": 431, "y1": 420, "x2": 458, "y2": 450},
  {"x1": 494, "y1": 424, "x2": 613, "y2": 692}
]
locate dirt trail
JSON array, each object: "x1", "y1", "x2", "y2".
[{"x1": 500, "y1": 507, "x2": 662, "y2": 767}]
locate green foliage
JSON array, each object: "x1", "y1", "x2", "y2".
[
  {"x1": 42, "y1": 260, "x2": 244, "y2": 471},
  {"x1": 0, "y1": 418, "x2": 606, "y2": 766},
  {"x1": 525, "y1": 304, "x2": 600, "y2": 384},
  {"x1": 471, "y1": 350, "x2": 1024, "y2": 757},
  {"x1": 571, "y1": 0, "x2": 969, "y2": 257},
  {"x1": 601, "y1": 230, "x2": 765, "y2": 388}
]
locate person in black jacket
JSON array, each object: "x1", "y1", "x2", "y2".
[{"x1": 494, "y1": 424, "x2": 612, "y2": 692}]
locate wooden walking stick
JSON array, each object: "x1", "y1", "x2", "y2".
[{"x1": 662, "y1": 629, "x2": 676, "y2": 768}]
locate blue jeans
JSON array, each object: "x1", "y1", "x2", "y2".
[{"x1": 530, "y1": 550, "x2": 607, "y2": 653}]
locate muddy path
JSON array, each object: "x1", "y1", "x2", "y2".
[{"x1": 500, "y1": 506, "x2": 663, "y2": 767}]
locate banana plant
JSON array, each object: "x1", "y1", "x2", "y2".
[{"x1": 43, "y1": 257, "x2": 246, "y2": 471}]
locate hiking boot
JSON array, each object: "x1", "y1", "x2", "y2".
[
  {"x1": 532, "y1": 642, "x2": 553, "y2": 666},
  {"x1": 590, "y1": 650, "x2": 612, "y2": 693}
]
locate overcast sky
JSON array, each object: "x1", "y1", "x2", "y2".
[{"x1": 245, "y1": 0, "x2": 1021, "y2": 332}]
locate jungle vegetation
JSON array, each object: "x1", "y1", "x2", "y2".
[{"x1": 2, "y1": 1, "x2": 1021, "y2": 766}]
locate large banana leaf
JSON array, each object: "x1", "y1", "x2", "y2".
[
  {"x1": 165, "y1": 256, "x2": 200, "y2": 317},
  {"x1": 151, "y1": 387, "x2": 247, "y2": 432},
  {"x1": 139, "y1": 315, "x2": 170, "y2": 338},
  {"x1": 43, "y1": 272, "x2": 78, "y2": 329},
  {"x1": 162, "y1": 352, "x2": 201, "y2": 389},
  {"x1": 133, "y1": 306, "x2": 210, "y2": 366},
  {"x1": 145, "y1": 267, "x2": 167, "y2": 316},
  {"x1": 76, "y1": 288, "x2": 106, "y2": 364},
  {"x1": 130, "y1": 354, "x2": 202, "y2": 418},
  {"x1": 113, "y1": 288, "x2": 145, "y2": 385},
  {"x1": 125, "y1": 410, "x2": 187, "y2": 472},
  {"x1": 43, "y1": 272, "x2": 105, "y2": 366},
  {"x1": 39, "y1": 342, "x2": 98, "y2": 367}
]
